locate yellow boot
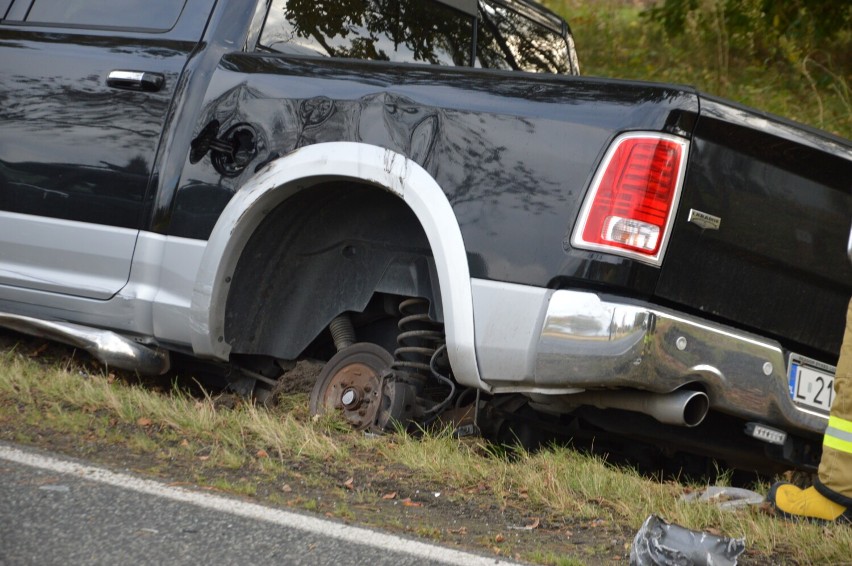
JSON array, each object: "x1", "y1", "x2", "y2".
[{"x1": 767, "y1": 483, "x2": 851, "y2": 523}]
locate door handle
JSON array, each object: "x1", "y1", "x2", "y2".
[{"x1": 106, "y1": 70, "x2": 164, "y2": 92}]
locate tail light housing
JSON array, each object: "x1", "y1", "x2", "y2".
[{"x1": 571, "y1": 132, "x2": 689, "y2": 266}]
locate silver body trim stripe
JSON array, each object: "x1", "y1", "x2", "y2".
[
  {"x1": 470, "y1": 278, "x2": 560, "y2": 386},
  {"x1": 0, "y1": 211, "x2": 137, "y2": 299},
  {"x1": 0, "y1": 232, "x2": 204, "y2": 346}
]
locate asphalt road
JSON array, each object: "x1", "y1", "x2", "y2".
[{"x1": 0, "y1": 443, "x2": 513, "y2": 566}]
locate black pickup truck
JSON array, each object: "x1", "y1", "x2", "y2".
[{"x1": 1, "y1": 0, "x2": 850, "y2": 474}]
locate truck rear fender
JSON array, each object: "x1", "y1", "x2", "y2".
[{"x1": 189, "y1": 141, "x2": 485, "y2": 390}]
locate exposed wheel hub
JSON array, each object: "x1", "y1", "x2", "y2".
[
  {"x1": 340, "y1": 386, "x2": 362, "y2": 409},
  {"x1": 310, "y1": 343, "x2": 395, "y2": 431}
]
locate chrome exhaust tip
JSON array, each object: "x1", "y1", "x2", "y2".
[
  {"x1": 676, "y1": 390, "x2": 710, "y2": 427},
  {"x1": 566, "y1": 389, "x2": 710, "y2": 428}
]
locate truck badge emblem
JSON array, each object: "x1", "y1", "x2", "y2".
[{"x1": 687, "y1": 209, "x2": 721, "y2": 231}]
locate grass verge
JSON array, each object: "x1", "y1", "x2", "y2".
[{"x1": 1, "y1": 335, "x2": 850, "y2": 563}]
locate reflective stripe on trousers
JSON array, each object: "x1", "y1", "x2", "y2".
[{"x1": 824, "y1": 415, "x2": 852, "y2": 454}]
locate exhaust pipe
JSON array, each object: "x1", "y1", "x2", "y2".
[{"x1": 568, "y1": 389, "x2": 710, "y2": 427}]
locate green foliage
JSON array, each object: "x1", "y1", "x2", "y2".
[
  {"x1": 644, "y1": 0, "x2": 852, "y2": 67},
  {"x1": 647, "y1": 0, "x2": 852, "y2": 41},
  {"x1": 544, "y1": 0, "x2": 851, "y2": 138}
]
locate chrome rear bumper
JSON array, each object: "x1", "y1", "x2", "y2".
[{"x1": 472, "y1": 279, "x2": 829, "y2": 436}]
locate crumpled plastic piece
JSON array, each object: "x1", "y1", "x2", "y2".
[
  {"x1": 630, "y1": 515, "x2": 746, "y2": 566},
  {"x1": 680, "y1": 486, "x2": 765, "y2": 510}
]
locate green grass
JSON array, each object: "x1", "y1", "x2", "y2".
[
  {"x1": 544, "y1": 0, "x2": 851, "y2": 139},
  {"x1": 525, "y1": 552, "x2": 586, "y2": 566},
  {"x1": 1, "y1": 347, "x2": 850, "y2": 564}
]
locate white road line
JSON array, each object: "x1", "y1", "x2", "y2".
[{"x1": 0, "y1": 444, "x2": 515, "y2": 566}]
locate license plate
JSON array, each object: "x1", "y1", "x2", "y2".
[{"x1": 788, "y1": 354, "x2": 836, "y2": 415}]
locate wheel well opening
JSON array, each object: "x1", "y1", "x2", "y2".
[{"x1": 224, "y1": 180, "x2": 441, "y2": 362}]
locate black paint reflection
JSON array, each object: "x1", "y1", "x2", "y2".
[
  {"x1": 0, "y1": 159, "x2": 147, "y2": 227},
  {"x1": 0, "y1": 29, "x2": 193, "y2": 228}
]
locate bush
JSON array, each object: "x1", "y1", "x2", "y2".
[
  {"x1": 644, "y1": 0, "x2": 851, "y2": 69},
  {"x1": 544, "y1": 0, "x2": 850, "y2": 137}
]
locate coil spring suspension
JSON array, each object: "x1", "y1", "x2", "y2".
[
  {"x1": 392, "y1": 298, "x2": 444, "y2": 377},
  {"x1": 392, "y1": 298, "x2": 455, "y2": 418}
]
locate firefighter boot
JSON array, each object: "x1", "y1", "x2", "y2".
[{"x1": 767, "y1": 483, "x2": 851, "y2": 523}]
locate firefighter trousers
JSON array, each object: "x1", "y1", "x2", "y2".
[{"x1": 817, "y1": 297, "x2": 852, "y2": 505}]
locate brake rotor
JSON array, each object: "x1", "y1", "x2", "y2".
[{"x1": 309, "y1": 343, "x2": 395, "y2": 431}]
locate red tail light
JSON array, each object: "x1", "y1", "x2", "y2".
[{"x1": 572, "y1": 133, "x2": 689, "y2": 266}]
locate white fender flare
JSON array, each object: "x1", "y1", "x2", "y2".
[{"x1": 190, "y1": 142, "x2": 485, "y2": 390}]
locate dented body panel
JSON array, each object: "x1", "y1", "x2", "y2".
[{"x1": 171, "y1": 54, "x2": 700, "y2": 292}]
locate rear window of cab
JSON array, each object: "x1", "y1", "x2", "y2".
[{"x1": 258, "y1": 0, "x2": 575, "y2": 74}]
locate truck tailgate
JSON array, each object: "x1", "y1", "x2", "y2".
[{"x1": 655, "y1": 96, "x2": 852, "y2": 360}]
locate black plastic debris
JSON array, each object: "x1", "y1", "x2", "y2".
[{"x1": 630, "y1": 515, "x2": 746, "y2": 566}]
